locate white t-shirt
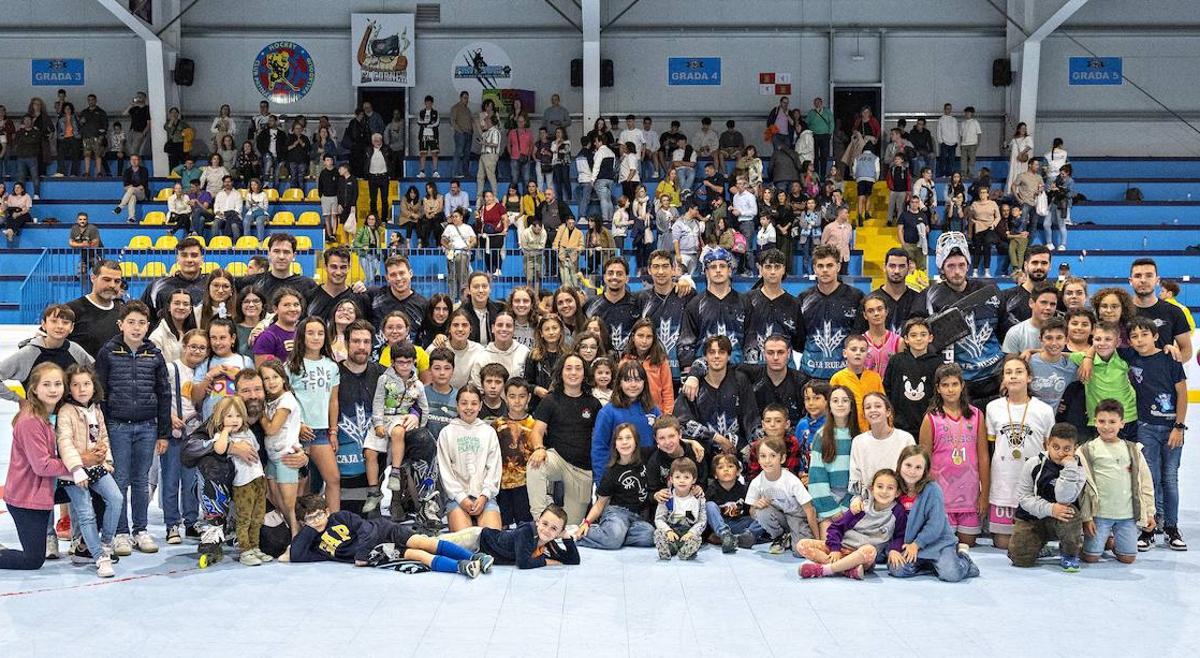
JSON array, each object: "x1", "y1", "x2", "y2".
[
  {"x1": 229, "y1": 429, "x2": 265, "y2": 486},
  {"x1": 849, "y1": 428, "x2": 916, "y2": 496},
  {"x1": 747, "y1": 469, "x2": 813, "y2": 516},
  {"x1": 639, "y1": 129, "x2": 659, "y2": 152},
  {"x1": 264, "y1": 391, "x2": 302, "y2": 462},
  {"x1": 442, "y1": 223, "x2": 473, "y2": 250},
  {"x1": 618, "y1": 128, "x2": 644, "y2": 152},
  {"x1": 986, "y1": 397, "x2": 1056, "y2": 507}
]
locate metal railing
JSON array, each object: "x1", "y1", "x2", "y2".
[{"x1": 19, "y1": 249, "x2": 51, "y2": 324}]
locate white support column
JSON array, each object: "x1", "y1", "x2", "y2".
[
  {"x1": 1011, "y1": 0, "x2": 1089, "y2": 138},
  {"x1": 95, "y1": 0, "x2": 170, "y2": 175},
  {"x1": 582, "y1": 0, "x2": 600, "y2": 130}
]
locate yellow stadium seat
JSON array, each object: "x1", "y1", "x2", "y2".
[
  {"x1": 281, "y1": 187, "x2": 304, "y2": 202},
  {"x1": 266, "y1": 188, "x2": 280, "y2": 202},
  {"x1": 141, "y1": 261, "x2": 167, "y2": 277},
  {"x1": 295, "y1": 236, "x2": 313, "y2": 251},
  {"x1": 272, "y1": 211, "x2": 296, "y2": 226},
  {"x1": 234, "y1": 235, "x2": 259, "y2": 250},
  {"x1": 208, "y1": 236, "x2": 233, "y2": 250},
  {"x1": 297, "y1": 211, "x2": 321, "y2": 226},
  {"x1": 290, "y1": 262, "x2": 303, "y2": 275},
  {"x1": 153, "y1": 235, "x2": 178, "y2": 250},
  {"x1": 201, "y1": 262, "x2": 219, "y2": 274},
  {"x1": 239, "y1": 188, "x2": 249, "y2": 199},
  {"x1": 167, "y1": 170, "x2": 180, "y2": 179},
  {"x1": 126, "y1": 235, "x2": 153, "y2": 250},
  {"x1": 154, "y1": 188, "x2": 172, "y2": 201},
  {"x1": 225, "y1": 261, "x2": 249, "y2": 277},
  {"x1": 119, "y1": 261, "x2": 139, "y2": 278},
  {"x1": 306, "y1": 187, "x2": 321, "y2": 201},
  {"x1": 141, "y1": 211, "x2": 166, "y2": 226},
  {"x1": 191, "y1": 235, "x2": 207, "y2": 248}
]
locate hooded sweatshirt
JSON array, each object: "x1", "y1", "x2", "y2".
[
  {"x1": 468, "y1": 341, "x2": 530, "y2": 386},
  {"x1": 882, "y1": 348, "x2": 944, "y2": 436},
  {"x1": 0, "y1": 334, "x2": 94, "y2": 402},
  {"x1": 436, "y1": 417, "x2": 502, "y2": 504}
]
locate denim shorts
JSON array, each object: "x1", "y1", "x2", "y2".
[
  {"x1": 308, "y1": 427, "x2": 330, "y2": 447},
  {"x1": 1083, "y1": 516, "x2": 1139, "y2": 557},
  {"x1": 267, "y1": 460, "x2": 300, "y2": 484},
  {"x1": 446, "y1": 497, "x2": 500, "y2": 514}
]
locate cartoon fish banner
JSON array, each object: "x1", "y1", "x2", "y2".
[
  {"x1": 253, "y1": 41, "x2": 315, "y2": 104},
  {"x1": 352, "y1": 13, "x2": 416, "y2": 87}
]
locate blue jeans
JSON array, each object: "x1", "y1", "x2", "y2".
[
  {"x1": 213, "y1": 211, "x2": 243, "y2": 240},
  {"x1": 705, "y1": 501, "x2": 766, "y2": 540},
  {"x1": 578, "y1": 505, "x2": 655, "y2": 549},
  {"x1": 887, "y1": 543, "x2": 979, "y2": 582},
  {"x1": 937, "y1": 143, "x2": 957, "y2": 176},
  {"x1": 509, "y1": 158, "x2": 532, "y2": 189},
  {"x1": 553, "y1": 164, "x2": 571, "y2": 201},
  {"x1": 1137, "y1": 421, "x2": 1182, "y2": 527},
  {"x1": 108, "y1": 419, "x2": 158, "y2": 535},
  {"x1": 796, "y1": 239, "x2": 813, "y2": 275},
  {"x1": 1045, "y1": 204, "x2": 1068, "y2": 248},
  {"x1": 14, "y1": 156, "x2": 39, "y2": 196},
  {"x1": 64, "y1": 474, "x2": 123, "y2": 556},
  {"x1": 160, "y1": 438, "x2": 199, "y2": 529},
  {"x1": 592, "y1": 178, "x2": 615, "y2": 223},
  {"x1": 576, "y1": 181, "x2": 595, "y2": 218},
  {"x1": 675, "y1": 167, "x2": 695, "y2": 195},
  {"x1": 243, "y1": 208, "x2": 268, "y2": 241},
  {"x1": 261, "y1": 152, "x2": 279, "y2": 187},
  {"x1": 453, "y1": 131, "x2": 471, "y2": 178},
  {"x1": 1083, "y1": 516, "x2": 1139, "y2": 557}
]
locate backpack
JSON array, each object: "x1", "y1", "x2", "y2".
[
  {"x1": 731, "y1": 230, "x2": 748, "y2": 254},
  {"x1": 1125, "y1": 187, "x2": 1143, "y2": 202}
]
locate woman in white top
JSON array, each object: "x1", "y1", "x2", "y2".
[
  {"x1": 149, "y1": 288, "x2": 197, "y2": 364},
  {"x1": 166, "y1": 182, "x2": 192, "y2": 238},
  {"x1": 209, "y1": 105, "x2": 236, "y2": 153},
  {"x1": 1005, "y1": 122, "x2": 1033, "y2": 195},
  {"x1": 242, "y1": 177, "x2": 270, "y2": 241},
  {"x1": 1043, "y1": 137, "x2": 1068, "y2": 181},
  {"x1": 200, "y1": 153, "x2": 230, "y2": 198}
]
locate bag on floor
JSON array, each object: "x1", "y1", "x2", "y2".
[{"x1": 1125, "y1": 187, "x2": 1143, "y2": 202}]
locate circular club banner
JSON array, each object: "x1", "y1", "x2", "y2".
[
  {"x1": 253, "y1": 41, "x2": 315, "y2": 104},
  {"x1": 451, "y1": 42, "x2": 513, "y2": 94}
]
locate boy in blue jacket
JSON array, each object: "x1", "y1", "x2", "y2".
[{"x1": 450, "y1": 505, "x2": 580, "y2": 569}]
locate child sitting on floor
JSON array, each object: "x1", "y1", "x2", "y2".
[
  {"x1": 886, "y1": 446, "x2": 980, "y2": 582},
  {"x1": 1007, "y1": 422, "x2": 1089, "y2": 572},
  {"x1": 748, "y1": 436, "x2": 820, "y2": 555},
  {"x1": 797, "y1": 468, "x2": 908, "y2": 580},
  {"x1": 705, "y1": 454, "x2": 761, "y2": 553},
  {"x1": 653, "y1": 458, "x2": 707, "y2": 561}
]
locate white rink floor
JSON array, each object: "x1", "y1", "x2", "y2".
[{"x1": 0, "y1": 325, "x2": 1198, "y2": 657}]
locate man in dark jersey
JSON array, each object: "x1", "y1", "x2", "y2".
[
  {"x1": 682, "y1": 333, "x2": 808, "y2": 427},
  {"x1": 796, "y1": 244, "x2": 866, "y2": 380},
  {"x1": 742, "y1": 249, "x2": 798, "y2": 365},
  {"x1": 236, "y1": 233, "x2": 318, "y2": 308},
  {"x1": 368, "y1": 255, "x2": 429, "y2": 343},
  {"x1": 997, "y1": 245, "x2": 1054, "y2": 337},
  {"x1": 333, "y1": 320, "x2": 385, "y2": 513},
  {"x1": 873, "y1": 248, "x2": 920, "y2": 335},
  {"x1": 679, "y1": 248, "x2": 746, "y2": 372},
  {"x1": 640, "y1": 250, "x2": 695, "y2": 380},
  {"x1": 306, "y1": 247, "x2": 369, "y2": 321},
  {"x1": 913, "y1": 232, "x2": 1005, "y2": 400},
  {"x1": 585, "y1": 257, "x2": 643, "y2": 352},
  {"x1": 140, "y1": 237, "x2": 207, "y2": 322},
  {"x1": 674, "y1": 335, "x2": 760, "y2": 459}
]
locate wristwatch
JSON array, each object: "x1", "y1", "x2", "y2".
[{"x1": 1173, "y1": 423, "x2": 1188, "y2": 431}]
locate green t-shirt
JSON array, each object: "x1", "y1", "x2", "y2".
[{"x1": 1069, "y1": 351, "x2": 1137, "y2": 424}]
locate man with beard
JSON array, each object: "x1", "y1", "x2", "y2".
[
  {"x1": 796, "y1": 245, "x2": 866, "y2": 380},
  {"x1": 673, "y1": 335, "x2": 759, "y2": 459},
  {"x1": 141, "y1": 237, "x2": 207, "y2": 322},
  {"x1": 742, "y1": 249, "x2": 798, "y2": 365},
  {"x1": 332, "y1": 321, "x2": 385, "y2": 514},
  {"x1": 1129, "y1": 258, "x2": 1193, "y2": 361},
  {"x1": 306, "y1": 247, "x2": 369, "y2": 321},
  {"x1": 679, "y1": 248, "x2": 745, "y2": 373},
  {"x1": 997, "y1": 245, "x2": 1055, "y2": 334},
  {"x1": 236, "y1": 233, "x2": 318, "y2": 308},
  {"x1": 640, "y1": 250, "x2": 696, "y2": 380},
  {"x1": 586, "y1": 257, "x2": 643, "y2": 352},
  {"x1": 66, "y1": 259, "x2": 125, "y2": 355},
  {"x1": 914, "y1": 232, "x2": 1005, "y2": 400},
  {"x1": 873, "y1": 248, "x2": 921, "y2": 336},
  {"x1": 682, "y1": 333, "x2": 808, "y2": 427},
  {"x1": 368, "y1": 256, "x2": 429, "y2": 343}
]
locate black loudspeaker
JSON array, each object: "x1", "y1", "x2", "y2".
[
  {"x1": 571, "y1": 58, "x2": 614, "y2": 87},
  {"x1": 992, "y1": 58, "x2": 1012, "y2": 87},
  {"x1": 174, "y1": 57, "x2": 195, "y2": 86}
]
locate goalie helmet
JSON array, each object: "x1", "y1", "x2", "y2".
[{"x1": 935, "y1": 231, "x2": 971, "y2": 270}]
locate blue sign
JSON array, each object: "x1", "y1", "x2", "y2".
[
  {"x1": 668, "y1": 57, "x2": 721, "y2": 86},
  {"x1": 31, "y1": 59, "x2": 85, "y2": 86},
  {"x1": 1068, "y1": 57, "x2": 1122, "y2": 86}
]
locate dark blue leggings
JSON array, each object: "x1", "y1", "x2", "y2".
[{"x1": 0, "y1": 504, "x2": 51, "y2": 570}]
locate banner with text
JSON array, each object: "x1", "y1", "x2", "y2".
[
  {"x1": 668, "y1": 57, "x2": 721, "y2": 86},
  {"x1": 352, "y1": 13, "x2": 415, "y2": 87},
  {"x1": 1068, "y1": 57, "x2": 1122, "y2": 86},
  {"x1": 32, "y1": 59, "x2": 84, "y2": 86}
]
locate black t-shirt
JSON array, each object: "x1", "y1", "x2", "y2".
[
  {"x1": 898, "y1": 209, "x2": 924, "y2": 244},
  {"x1": 874, "y1": 285, "x2": 920, "y2": 335},
  {"x1": 369, "y1": 287, "x2": 429, "y2": 343},
  {"x1": 1134, "y1": 300, "x2": 1190, "y2": 352},
  {"x1": 534, "y1": 390, "x2": 601, "y2": 470},
  {"x1": 307, "y1": 286, "x2": 369, "y2": 323},
  {"x1": 597, "y1": 462, "x2": 650, "y2": 512},
  {"x1": 705, "y1": 479, "x2": 750, "y2": 518},
  {"x1": 129, "y1": 105, "x2": 150, "y2": 132},
  {"x1": 238, "y1": 272, "x2": 318, "y2": 311},
  {"x1": 1120, "y1": 347, "x2": 1186, "y2": 427},
  {"x1": 65, "y1": 295, "x2": 123, "y2": 357},
  {"x1": 646, "y1": 443, "x2": 708, "y2": 492}
]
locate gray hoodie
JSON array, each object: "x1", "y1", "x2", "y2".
[{"x1": 0, "y1": 333, "x2": 93, "y2": 402}]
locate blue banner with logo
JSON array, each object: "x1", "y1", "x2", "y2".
[
  {"x1": 32, "y1": 59, "x2": 85, "y2": 86},
  {"x1": 1068, "y1": 57, "x2": 1122, "y2": 86},
  {"x1": 668, "y1": 57, "x2": 721, "y2": 86}
]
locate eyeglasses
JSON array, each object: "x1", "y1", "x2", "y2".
[
  {"x1": 303, "y1": 510, "x2": 328, "y2": 523},
  {"x1": 186, "y1": 344, "x2": 208, "y2": 352}
]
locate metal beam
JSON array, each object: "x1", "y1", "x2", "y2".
[
  {"x1": 582, "y1": 0, "x2": 600, "y2": 129},
  {"x1": 542, "y1": 0, "x2": 580, "y2": 32},
  {"x1": 602, "y1": 0, "x2": 643, "y2": 31},
  {"x1": 95, "y1": 0, "x2": 169, "y2": 175}
]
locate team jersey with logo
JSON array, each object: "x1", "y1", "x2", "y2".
[{"x1": 796, "y1": 283, "x2": 866, "y2": 379}]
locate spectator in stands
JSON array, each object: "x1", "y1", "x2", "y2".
[
  {"x1": 0, "y1": 106, "x2": 12, "y2": 174},
  {"x1": 715, "y1": 120, "x2": 744, "y2": 173},
  {"x1": 535, "y1": 185, "x2": 573, "y2": 236},
  {"x1": 693, "y1": 117, "x2": 719, "y2": 165},
  {"x1": 957, "y1": 106, "x2": 982, "y2": 177},
  {"x1": 418, "y1": 181, "x2": 444, "y2": 249},
  {"x1": 553, "y1": 212, "x2": 584, "y2": 287},
  {"x1": 936, "y1": 103, "x2": 958, "y2": 176},
  {"x1": 55, "y1": 101, "x2": 83, "y2": 177},
  {"x1": 384, "y1": 109, "x2": 404, "y2": 178},
  {"x1": 397, "y1": 185, "x2": 420, "y2": 244},
  {"x1": 968, "y1": 187, "x2": 1001, "y2": 278},
  {"x1": 550, "y1": 126, "x2": 573, "y2": 202},
  {"x1": 3, "y1": 182, "x2": 33, "y2": 243},
  {"x1": 508, "y1": 114, "x2": 534, "y2": 191},
  {"x1": 186, "y1": 180, "x2": 213, "y2": 237},
  {"x1": 543, "y1": 92, "x2": 570, "y2": 138},
  {"x1": 310, "y1": 126, "x2": 338, "y2": 178},
  {"x1": 78, "y1": 94, "x2": 108, "y2": 178},
  {"x1": 884, "y1": 152, "x2": 911, "y2": 228},
  {"x1": 213, "y1": 175, "x2": 244, "y2": 240},
  {"x1": 11, "y1": 115, "x2": 42, "y2": 198},
  {"x1": 852, "y1": 145, "x2": 879, "y2": 225},
  {"x1": 445, "y1": 178, "x2": 470, "y2": 221},
  {"x1": 27, "y1": 97, "x2": 53, "y2": 177},
  {"x1": 821, "y1": 206, "x2": 855, "y2": 275},
  {"x1": 162, "y1": 107, "x2": 189, "y2": 171},
  {"x1": 208, "y1": 104, "x2": 235, "y2": 155},
  {"x1": 364, "y1": 133, "x2": 392, "y2": 222},
  {"x1": 255, "y1": 114, "x2": 283, "y2": 188},
  {"x1": 200, "y1": 153, "x2": 229, "y2": 199},
  {"x1": 1013, "y1": 159, "x2": 1044, "y2": 231},
  {"x1": 165, "y1": 182, "x2": 191, "y2": 238},
  {"x1": 114, "y1": 153, "x2": 148, "y2": 223},
  {"x1": 767, "y1": 96, "x2": 795, "y2": 152},
  {"x1": 592, "y1": 134, "x2": 618, "y2": 225},
  {"x1": 476, "y1": 190, "x2": 507, "y2": 277},
  {"x1": 669, "y1": 135, "x2": 697, "y2": 195},
  {"x1": 68, "y1": 211, "x2": 102, "y2": 274},
  {"x1": 1005, "y1": 122, "x2": 1033, "y2": 195},
  {"x1": 234, "y1": 139, "x2": 260, "y2": 185},
  {"x1": 442, "y1": 208, "x2": 476, "y2": 299},
  {"x1": 413, "y1": 95, "x2": 441, "y2": 179},
  {"x1": 124, "y1": 92, "x2": 150, "y2": 159},
  {"x1": 315, "y1": 155, "x2": 340, "y2": 241},
  {"x1": 241, "y1": 178, "x2": 269, "y2": 242},
  {"x1": 172, "y1": 155, "x2": 202, "y2": 190},
  {"x1": 477, "y1": 114, "x2": 501, "y2": 196},
  {"x1": 450, "y1": 91, "x2": 473, "y2": 179},
  {"x1": 1046, "y1": 163, "x2": 1072, "y2": 251},
  {"x1": 907, "y1": 118, "x2": 934, "y2": 176},
  {"x1": 335, "y1": 163, "x2": 358, "y2": 240},
  {"x1": 285, "y1": 122, "x2": 311, "y2": 191}
]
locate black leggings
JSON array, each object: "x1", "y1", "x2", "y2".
[
  {"x1": 971, "y1": 228, "x2": 998, "y2": 273},
  {"x1": 0, "y1": 504, "x2": 50, "y2": 570},
  {"x1": 4, "y1": 209, "x2": 31, "y2": 235},
  {"x1": 483, "y1": 232, "x2": 505, "y2": 273}
]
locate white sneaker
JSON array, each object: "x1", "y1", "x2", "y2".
[
  {"x1": 1057, "y1": 244, "x2": 1066, "y2": 251},
  {"x1": 96, "y1": 555, "x2": 115, "y2": 578},
  {"x1": 253, "y1": 548, "x2": 274, "y2": 563},
  {"x1": 417, "y1": 171, "x2": 426, "y2": 178},
  {"x1": 493, "y1": 269, "x2": 502, "y2": 277},
  {"x1": 113, "y1": 534, "x2": 133, "y2": 556},
  {"x1": 239, "y1": 551, "x2": 262, "y2": 566},
  {"x1": 433, "y1": 171, "x2": 441, "y2": 178},
  {"x1": 1047, "y1": 244, "x2": 1056, "y2": 251},
  {"x1": 386, "y1": 473, "x2": 404, "y2": 492},
  {"x1": 134, "y1": 531, "x2": 159, "y2": 554},
  {"x1": 45, "y1": 536, "x2": 60, "y2": 560}
]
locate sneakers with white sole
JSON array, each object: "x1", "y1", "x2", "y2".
[
  {"x1": 134, "y1": 531, "x2": 159, "y2": 554},
  {"x1": 113, "y1": 534, "x2": 133, "y2": 556},
  {"x1": 45, "y1": 536, "x2": 60, "y2": 560},
  {"x1": 96, "y1": 555, "x2": 115, "y2": 578}
]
